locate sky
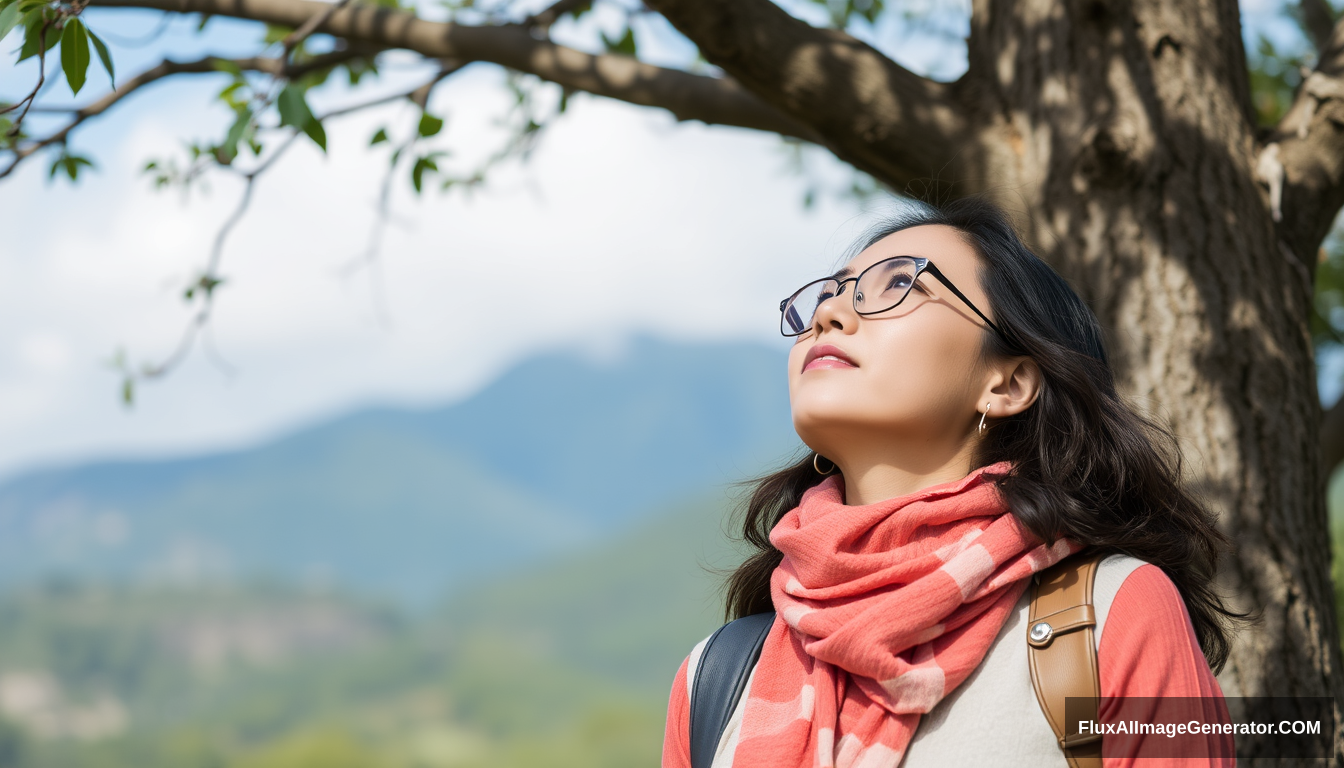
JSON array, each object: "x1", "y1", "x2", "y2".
[{"x1": 0, "y1": 0, "x2": 1318, "y2": 480}]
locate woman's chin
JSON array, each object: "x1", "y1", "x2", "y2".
[{"x1": 791, "y1": 404, "x2": 874, "y2": 441}]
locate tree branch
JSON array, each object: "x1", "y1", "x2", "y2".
[
  {"x1": 642, "y1": 0, "x2": 968, "y2": 191},
  {"x1": 1266, "y1": 14, "x2": 1344, "y2": 259},
  {"x1": 0, "y1": 47, "x2": 374, "y2": 179},
  {"x1": 85, "y1": 0, "x2": 821, "y2": 143}
]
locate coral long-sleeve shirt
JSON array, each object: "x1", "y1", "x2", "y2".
[{"x1": 662, "y1": 564, "x2": 1231, "y2": 768}]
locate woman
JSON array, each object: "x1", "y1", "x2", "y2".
[{"x1": 661, "y1": 197, "x2": 1244, "y2": 768}]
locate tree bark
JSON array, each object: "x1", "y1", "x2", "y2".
[{"x1": 960, "y1": 0, "x2": 1344, "y2": 759}]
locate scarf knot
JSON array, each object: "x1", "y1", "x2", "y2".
[{"x1": 731, "y1": 461, "x2": 1080, "y2": 768}]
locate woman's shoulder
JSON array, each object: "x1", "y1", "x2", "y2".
[
  {"x1": 1102, "y1": 557, "x2": 1195, "y2": 644},
  {"x1": 1092, "y1": 552, "x2": 1152, "y2": 645},
  {"x1": 1096, "y1": 555, "x2": 1225, "y2": 698}
]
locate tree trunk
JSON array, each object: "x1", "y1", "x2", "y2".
[{"x1": 960, "y1": 0, "x2": 1343, "y2": 759}]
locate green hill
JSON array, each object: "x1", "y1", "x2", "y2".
[{"x1": 0, "y1": 485, "x2": 759, "y2": 768}]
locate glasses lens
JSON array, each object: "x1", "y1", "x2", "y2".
[
  {"x1": 780, "y1": 278, "x2": 840, "y2": 335},
  {"x1": 856, "y1": 258, "x2": 917, "y2": 314}
]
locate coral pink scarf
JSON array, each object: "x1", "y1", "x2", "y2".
[{"x1": 730, "y1": 461, "x2": 1080, "y2": 768}]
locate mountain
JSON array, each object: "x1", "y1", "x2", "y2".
[{"x1": 0, "y1": 335, "x2": 799, "y2": 605}]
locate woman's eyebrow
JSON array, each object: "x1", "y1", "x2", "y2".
[{"x1": 832, "y1": 266, "x2": 855, "y2": 279}]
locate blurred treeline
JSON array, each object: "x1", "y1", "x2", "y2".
[{"x1": 0, "y1": 497, "x2": 740, "y2": 768}]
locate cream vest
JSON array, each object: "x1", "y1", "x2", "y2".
[{"x1": 685, "y1": 554, "x2": 1148, "y2": 768}]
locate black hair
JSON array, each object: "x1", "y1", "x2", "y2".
[{"x1": 723, "y1": 196, "x2": 1247, "y2": 672}]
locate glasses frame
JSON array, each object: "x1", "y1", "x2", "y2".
[{"x1": 778, "y1": 255, "x2": 1006, "y2": 340}]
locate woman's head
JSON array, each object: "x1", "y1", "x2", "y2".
[
  {"x1": 727, "y1": 196, "x2": 1246, "y2": 671},
  {"x1": 786, "y1": 207, "x2": 1059, "y2": 490}
]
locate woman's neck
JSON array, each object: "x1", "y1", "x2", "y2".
[{"x1": 833, "y1": 440, "x2": 979, "y2": 505}]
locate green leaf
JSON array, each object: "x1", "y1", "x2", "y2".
[
  {"x1": 224, "y1": 111, "x2": 250, "y2": 147},
  {"x1": 211, "y1": 57, "x2": 243, "y2": 76},
  {"x1": 196, "y1": 12, "x2": 211, "y2": 31},
  {"x1": 18, "y1": 11, "x2": 59, "y2": 62},
  {"x1": 121, "y1": 377, "x2": 134, "y2": 406},
  {"x1": 217, "y1": 79, "x2": 244, "y2": 101},
  {"x1": 411, "y1": 155, "x2": 438, "y2": 193},
  {"x1": 302, "y1": 117, "x2": 326, "y2": 151},
  {"x1": 48, "y1": 151, "x2": 94, "y2": 182},
  {"x1": 217, "y1": 108, "x2": 252, "y2": 164},
  {"x1": 418, "y1": 112, "x2": 444, "y2": 138},
  {"x1": 87, "y1": 27, "x2": 112, "y2": 87},
  {"x1": 601, "y1": 27, "x2": 635, "y2": 56},
  {"x1": 0, "y1": 1, "x2": 22, "y2": 43},
  {"x1": 68, "y1": 154, "x2": 93, "y2": 179},
  {"x1": 262, "y1": 23, "x2": 293, "y2": 44},
  {"x1": 60, "y1": 18, "x2": 90, "y2": 95},
  {"x1": 370, "y1": 127, "x2": 388, "y2": 145},
  {"x1": 344, "y1": 56, "x2": 377, "y2": 86},
  {"x1": 276, "y1": 84, "x2": 313, "y2": 129},
  {"x1": 559, "y1": 0, "x2": 591, "y2": 21}
]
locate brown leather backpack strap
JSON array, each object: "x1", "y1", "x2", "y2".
[{"x1": 1027, "y1": 551, "x2": 1105, "y2": 768}]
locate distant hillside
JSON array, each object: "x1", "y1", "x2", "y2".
[
  {"x1": 443, "y1": 490, "x2": 749, "y2": 691},
  {"x1": 0, "y1": 336, "x2": 799, "y2": 605},
  {"x1": 0, "y1": 491, "x2": 743, "y2": 768}
]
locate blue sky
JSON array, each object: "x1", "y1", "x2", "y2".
[{"x1": 0, "y1": 0, "x2": 1321, "y2": 479}]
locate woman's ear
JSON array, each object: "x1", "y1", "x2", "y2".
[{"x1": 982, "y1": 357, "x2": 1041, "y2": 418}]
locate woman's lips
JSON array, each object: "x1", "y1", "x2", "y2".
[
  {"x1": 803, "y1": 356, "x2": 858, "y2": 372},
  {"x1": 802, "y1": 344, "x2": 858, "y2": 372}
]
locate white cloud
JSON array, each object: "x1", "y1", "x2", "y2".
[{"x1": 0, "y1": 64, "x2": 872, "y2": 479}]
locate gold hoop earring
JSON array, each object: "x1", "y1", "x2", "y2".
[
  {"x1": 813, "y1": 453, "x2": 836, "y2": 474},
  {"x1": 977, "y1": 402, "x2": 992, "y2": 433}
]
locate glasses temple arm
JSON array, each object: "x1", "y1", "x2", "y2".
[{"x1": 922, "y1": 263, "x2": 1006, "y2": 337}]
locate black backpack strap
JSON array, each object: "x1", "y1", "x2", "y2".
[{"x1": 689, "y1": 612, "x2": 775, "y2": 768}]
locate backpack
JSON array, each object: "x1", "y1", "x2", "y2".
[{"x1": 688, "y1": 551, "x2": 1105, "y2": 768}]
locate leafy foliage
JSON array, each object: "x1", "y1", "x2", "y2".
[
  {"x1": 46, "y1": 149, "x2": 92, "y2": 182},
  {"x1": 1248, "y1": 33, "x2": 1310, "y2": 127}
]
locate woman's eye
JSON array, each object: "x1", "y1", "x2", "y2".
[{"x1": 886, "y1": 275, "x2": 912, "y2": 291}]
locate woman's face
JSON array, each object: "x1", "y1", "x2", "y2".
[{"x1": 787, "y1": 224, "x2": 999, "y2": 463}]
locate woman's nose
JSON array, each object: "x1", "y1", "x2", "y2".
[{"x1": 811, "y1": 283, "x2": 858, "y2": 334}]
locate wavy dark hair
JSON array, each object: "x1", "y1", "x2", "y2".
[{"x1": 724, "y1": 196, "x2": 1248, "y2": 673}]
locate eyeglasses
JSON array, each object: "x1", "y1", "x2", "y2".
[{"x1": 778, "y1": 255, "x2": 1005, "y2": 339}]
